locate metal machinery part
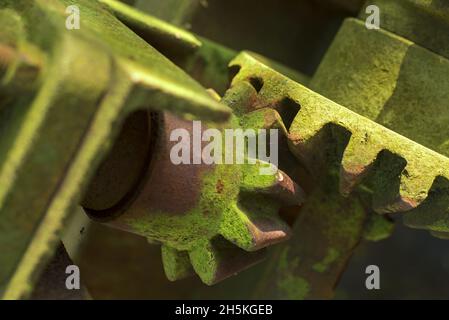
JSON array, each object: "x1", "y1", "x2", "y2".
[
  {"x1": 0, "y1": 0, "x2": 304, "y2": 298},
  {"x1": 0, "y1": 0, "x2": 230, "y2": 298},
  {"x1": 1, "y1": 0, "x2": 449, "y2": 300},
  {"x1": 255, "y1": 0, "x2": 449, "y2": 298}
]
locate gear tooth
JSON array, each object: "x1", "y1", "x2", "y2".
[
  {"x1": 189, "y1": 238, "x2": 266, "y2": 285},
  {"x1": 355, "y1": 150, "x2": 403, "y2": 214},
  {"x1": 188, "y1": 239, "x2": 222, "y2": 285},
  {"x1": 374, "y1": 163, "x2": 435, "y2": 214},
  {"x1": 289, "y1": 103, "x2": 331, "y2": 144},
  {"x1": 220, "y1": 201, "x2": 292, "y2": 252},
  {"x1": 240, "y1": 161, "x2": 276, "y2": 190},
  {"x1": 243, "y1": 108, "x2": 287, "y2": 131},
  {"x1": 398, "y1": 164, "x2": 435, "y2": 208},
  {"x1": 219, "y1": 205, "x2": 258, "y2": 251},
  {"x1": 363, "y1": 213, "x2": 395, "y2": 242},
  {"x1": 161, "y1": 245, "x2": 195, "y2": 281},
  {"x1": 268, "y1": 170, "x2": 305, "y2": 206},
  {"x1": 287, "y1": 107, "x2": 333, "y2": 172},
  {"x1": 263, "y1": 108, "x2": 288, "y2": 132},
  {"x1": 402, "y1": 176, "x2": 449, "y2": 231},
  {"x1": 241, "y1": 165, "x2": 304, "y2": 206},
  {"x1": 429, "y1": 231, "x2": 449, "y2": 240},
  {"x1": 243, "y1": 214, "x2": 292, "y2": 251},
  {"x1": 339, "y1": 134, "x2": 381, "y2": 196}
]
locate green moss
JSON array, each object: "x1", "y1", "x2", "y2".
[
  {"x1": 127, "y1": 164, "x2": 241, "y2": 250},
  {"x1": 312, "y1": 248, "x2": 340, "y2": 273},
  {"x1": 219, "y1": 204, "x2": 253, "y2": 250},
  {"x1": 161, "y1": 245, "x2": 192, "y2": 281},
  {"x1": 363, "y1": 214, "x2": 395, "y2": 242},
  {"x1": 183, "y1": 38, "x2": 236, "y2": 95},
  {"x1": 188, "y1": 239, "x2": 219, "y2": 285},
  {"x1": 277, "y1": 274, "x2": 310, "y2": 300},
  {"x1": 275, "y1": 247, "x2": 310, "y2": 300}
]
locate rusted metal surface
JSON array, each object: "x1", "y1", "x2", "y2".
[{"x1": 82, "y1": 110, "x2": 155, "y2": 212}]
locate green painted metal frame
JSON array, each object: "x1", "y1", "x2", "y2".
[{"x1": 0, "y1": 0, "x2": 230, "y2": 299}]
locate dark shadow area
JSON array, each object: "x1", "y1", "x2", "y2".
[
  {"x1": 189, "y1": 0, "x2": 352, "y2": 76},
  {"x1": 337, "y1": 221, "x2": 449, "y2": 299}
]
